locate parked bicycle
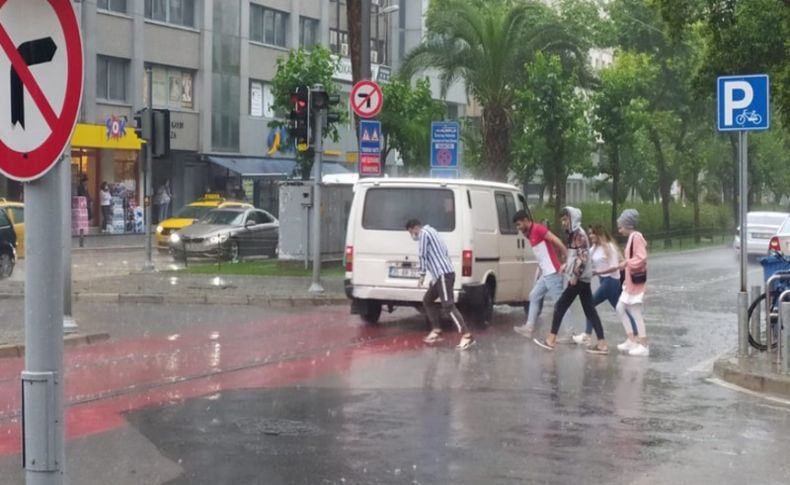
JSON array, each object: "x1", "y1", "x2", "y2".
[{"x1": 748, "y1": 250, "x2": 790, "y2": 351}]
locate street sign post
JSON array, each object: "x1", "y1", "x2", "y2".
[
  {"x1": 0, "y1": 2, "x2": 83, "y2": 484},
  {"x1": 358, "y1": 119, "x2": 382, "y2": 177},
  {"x1": 717, "y1": 74, "x2": 770, "y2": 357},
  {"x1": 350, "y1": 80, "x2": 383, "y2": 119},
  {"x1": 430, "y1": 121, "x2": 460, "y2": 178}
]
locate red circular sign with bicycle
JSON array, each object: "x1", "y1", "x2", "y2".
[{"x1": 0, "y1": 0, "x2": 84, "y2": 182}]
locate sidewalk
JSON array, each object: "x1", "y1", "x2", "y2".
[
  {"x1": 714, "y1": 350, "x2": 790, "y2": 398},
  {"x1": 0, "y1": 271, "x2": 347, "y2": 308}
]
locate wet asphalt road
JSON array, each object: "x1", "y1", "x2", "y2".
[{"x1": 2, "y1": 247, "x2": 789, "y2": 484}]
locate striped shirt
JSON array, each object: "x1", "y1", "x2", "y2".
[{"x1": 418, "y1": 225, "x2": 455, "y2": 279}]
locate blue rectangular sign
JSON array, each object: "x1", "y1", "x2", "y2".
[
  {"x1": 359, "y1": 120, "x2": 382, "y2": 154},
  {"x1": 430, "y1": 168, "x2": 460, "y2": 179},
  {"x1": 717, "y1": 74, "x2": 770, "y2": 132},
  {"x1": 431, "y1": 121, "x2": 460, "y2": 169}
]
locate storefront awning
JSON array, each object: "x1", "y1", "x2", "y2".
[
  {"x1": 72, "y1": 123, "x2": 144, "y2": 150},
  {"x1": 206, "y1": 156, "x2": 351, "y2": 177}
]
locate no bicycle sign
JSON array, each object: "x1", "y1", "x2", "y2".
[{"x1": 0, "y1": 0, "x2": 83, "y2": 182}]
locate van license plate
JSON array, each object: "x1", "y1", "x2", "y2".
[{"x1": 389, "y1": 266, "x2": 420, "y2": 279}]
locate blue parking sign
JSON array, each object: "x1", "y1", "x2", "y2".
[{"x1": 717, "y1": 75, "x2": 770, "y2": 132}]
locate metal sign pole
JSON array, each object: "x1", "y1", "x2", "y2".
[
  {"x1": 23, "y1": 159, "x2": 66, "y2": 485},
  {"x1": 738, "y1": 130, "x2": 749, "y2": 356},
  {"x1": 61, "y1": 148, "x2": 77, "y2": 334},
  {"x1": 309, "y1": 101, "x2": 325, "y2": 294},
  {"x1": 143, "y1": 66, "x2": 154, "y2": 272}
]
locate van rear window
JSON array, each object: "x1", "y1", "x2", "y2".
[{"x1": 362, "y1": 188, "x2": 455, "y2": 231}]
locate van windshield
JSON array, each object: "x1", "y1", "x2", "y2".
[{"x1": 363, "y1": 188, "x2": 455, "y2": 231}]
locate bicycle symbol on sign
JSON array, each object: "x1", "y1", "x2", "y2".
[{"x1": 735, "y1": 109, "x2": 763, "y2": 126}]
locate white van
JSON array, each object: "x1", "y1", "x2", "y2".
[{"x1": 343, "y1": 178, "x2": 538, "y2": 325}]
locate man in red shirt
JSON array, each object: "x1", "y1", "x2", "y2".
[{"x1": 512, "y1": 210, "x2": 567, "y2": 338}]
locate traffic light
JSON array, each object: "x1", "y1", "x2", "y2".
[
  {"x1": 289, "y1": 85, "x2": 310, "y2": 152},
  {"x1": 133, "y1": 108, "x2": 151, "y2": 140},
  {"x1": 152, "y1": 109, "x2": 170, "y2": 159},
  {"x1": 312, "y1": 91, "x2": 342, "y2": 124}
]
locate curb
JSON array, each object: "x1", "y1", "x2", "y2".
[
  {"x1": 0, "y1": 292, "x2": 347, "y2": 308},
  {"x1": 0, "y1": 332, "x2": 111, "y2": 359},
  {"x1": 713, "y1": 354, "x2": 790, "y2": 398}
]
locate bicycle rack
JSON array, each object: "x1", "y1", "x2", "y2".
[
  {"x1": 764, "y1": 272, "x2": 790, "y2": 351},
  {"x1": 777, "y1": 290, "x2": 790, "y2": 368}
]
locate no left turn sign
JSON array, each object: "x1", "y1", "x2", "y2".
[
  {"x1": 0, "y1": 0, "x2": 83, "y2": 182},
  {"x1": 350, "y1": 80, "x2": 383, "y2": 119}
]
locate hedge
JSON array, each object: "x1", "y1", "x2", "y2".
[{"x1": 529, "y1": 202, "x2": 735, "y2": 237}]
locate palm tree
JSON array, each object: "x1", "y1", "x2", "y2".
[{"x1": 402, "y1": 0, "x2": 586, "y2": 182}]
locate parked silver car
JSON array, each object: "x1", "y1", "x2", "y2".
[{"x1": 170, "y1": 207, "x2": 279, "y2": 261}]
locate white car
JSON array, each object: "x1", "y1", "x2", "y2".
[
  {"x1": 343, "y1": 178, "x2": 538, "y2": 325},
  {"x1": 769, "y1": 216, "x2": 790, "y2": 255},
  {"x1": 734, "y1": 212, "x2": 790, "y2": 256}
]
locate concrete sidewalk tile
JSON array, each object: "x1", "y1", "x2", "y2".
[
  {"x1": 118, "y1": 294, "x2": 165, "y2": 304},
  {"x1": 269, "y1": 297, "x2": 295, "y2": 308},
  {"x1": 206, "y1": 295, "x2": 250, "y2": 306},
  {"x1": 75, "y1": 292, "x2": 120, "y2": 304},
  {"x1": 165, "y1": 294, "x2": 208, "y2": 305},
  {"x1": 714, "y1": 353, "x2": 790, "y2": 398},
  {"x1": 1, "y1": 333, "x2": 111, "y2": 359},
  {"x1": 0, "y1": 345, "x2": 21, "y2": 358},
  {"x1": 247, "y1": 296, "x2": 271, "y2": 307},
  {"x1": 0, "y1": 292, "x2": 23, "y2": 300}
]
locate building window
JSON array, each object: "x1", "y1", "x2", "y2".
[
  {"x1": 250, "y1": 81, "x2": 274, "y2": 118},
  {"x1": 145, "y1": 0, "x2": 196, "y2": 28},
  {"x1": 144, "y1": 66, "x2": 195, "y2": 110},
  {"x1": 96, "y1": 56, "x2": 128, "y2": 102},
  {"x1": 97, "y1": 0, "x2": 127, "y2": 14},
  {"x1": 300, "y1": 17, "x2": 319, "y2": 49},
  {"x1": 330, "y1": 29, "x2": 349, "y2": 56},
  {"x1": 250, "y1": 4, "x2": 288, "y2": 47}
]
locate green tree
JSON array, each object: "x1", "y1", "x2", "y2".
[
  {"x1": 513, "y1": 52, "x2": 594, "y2": 221},
  {"x1": 379, "y1": 78, "x2": 447, "y2": 173},
  {"x1": 269, "y1": 47, "x2": 343, "y2": 178},
  {"x1": 592, "y1": 52, "x2": 654, "y2": 231},
  {"x1": 402, "y1": 0, "x2": 586, "y2": 181}
]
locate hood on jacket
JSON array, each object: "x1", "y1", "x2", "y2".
[{"x1": 563, "y1": 206, "x2": 583, "y2": 233}]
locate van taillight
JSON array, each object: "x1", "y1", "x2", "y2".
[
  {"x1": 769, "y1": 237, "x2": 781, "y2": 253},
  {"x1": 462, "y1": 250, "x2": 473, "y2": 277},
  {"x1": 345, "y1": 246, "x2": 354, "y2": 272}
]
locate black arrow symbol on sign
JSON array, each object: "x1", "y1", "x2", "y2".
[
  {"x1": 10, "y1": 37, "x2": 57, "y2": 129},
  {"x1": 357, "y1": 92, "x2": 372, "y2": 109}
]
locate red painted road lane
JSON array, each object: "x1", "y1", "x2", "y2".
[{"x1": 0, "y1": 308, "x2": 428, "y2": 455}]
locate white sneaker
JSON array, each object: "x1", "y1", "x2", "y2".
[
  {"x1": 456, "y1": 334, "x2": 475, "y2": 351},
  {"x1": 514, "y1": 325, "x2": 534, "y2": 338},
  {"x1": 628, "y1": 344, "x2": 650, "y2": 357},
  {"x1": 423, "y1": 330, "x2": 444, "y2": 344},
  {"x1": 617, "y1": 340, "x2": 637, "y2": 352},
  {"x1": 572, "y1": 333, "x2": 591, "y2": 345}
]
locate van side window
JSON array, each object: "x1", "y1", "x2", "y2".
[{"x1": 495, "y1": 192, "x2": 518, "y2": 235}]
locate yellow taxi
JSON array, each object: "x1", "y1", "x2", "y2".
[
  {"x1": 0, "y1": 199, "x2": 24, "y2": 258},
  {"x1": 156, "y1": 194, "x2": 252, "y2": 251}
]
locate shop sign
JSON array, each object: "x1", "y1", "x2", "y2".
[{"x1": 105, "y1": 115, "x2": 127, "y2": 141}]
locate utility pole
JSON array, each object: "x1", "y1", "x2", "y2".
[
  {"x1": 309, "y1": 84, "x2": 326, "y2": 294},
  {"x1": 361, "y1": 0, "x2": 371, "y2": 80},
  {"x1": 143, "y1": 65, "x2": 154, "y2": 272}
]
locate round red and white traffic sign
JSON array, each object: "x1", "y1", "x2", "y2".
[
  {"x1": 0, "y1": 0, "x2": 83, "y2": 182},
  {"x1": 350, "y1": 80, "x2": 383, "y2": 119}
]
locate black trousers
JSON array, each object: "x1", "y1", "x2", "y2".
[
  {"x1": 423, "y1": 273, "x2": 469, "y2": 334},
  {"x1": 550, "y1": 281, "x2": 604, "y2": 340}
]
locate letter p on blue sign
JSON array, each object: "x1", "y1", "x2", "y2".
[{"x1": 717, "y1": 74, "x2": 769, "y2": 132}]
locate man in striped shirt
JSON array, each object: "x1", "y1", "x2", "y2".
[{"x1": 406, "y1": 219, "x2": 474, "y2": 350}]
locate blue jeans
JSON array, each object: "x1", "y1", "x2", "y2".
[
  {"x1": 526, "y1": 272, "x2": 564, "y2": 327},
  {"x1": 585, "y1": 276, "x2": 638, "y2": 335}
]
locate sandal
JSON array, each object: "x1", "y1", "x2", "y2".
[{"x1": 586, "y1": 345, "x2": 609, "y2": 355}]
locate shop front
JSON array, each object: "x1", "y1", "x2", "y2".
[{"x1": 70, "y1": 122, "x2": 144, "y2": 234}]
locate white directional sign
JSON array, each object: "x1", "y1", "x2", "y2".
[
  {"x1": 717, "y1": 75, "x2": 769, "y2": 132},
  {"x1": 0, "y1": 0, "x2": 84, "y2": 181}
]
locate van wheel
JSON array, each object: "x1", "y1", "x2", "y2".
[
  {"x1": 464, "y1": 284, "x2": 494, "y2": 329},
  {"x1": 361, "y1": 302, "x2": 382, "y2": 325},
  {"x1": 0, "y1": 252, "x2": 13, "y2": 279}
]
